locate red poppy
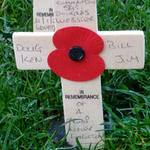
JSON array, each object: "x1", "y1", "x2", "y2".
[{"x1": 47, "y1": 27, "x2": 105, "y2": 82}]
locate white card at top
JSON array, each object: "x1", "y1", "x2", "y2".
[
  {"x1": 13, "y1": 31, "x2": 145, "y2": 70},
  {"x1": 54, "y1": 0, "x2": 98, "y2": 32},
  {"x1": 33, "y1": 0, "x2": 55, "y2": 32}
]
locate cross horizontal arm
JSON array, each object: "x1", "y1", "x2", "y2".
[
  {"x1": 13, "y1": 32, "x2": 55, "y2": 70},
  {"x1": 99, "y1": 31, "x2": 145, "y2": 69},
  {"x1": 13, "y1": 31, "x2": 145, "y2": 70}
]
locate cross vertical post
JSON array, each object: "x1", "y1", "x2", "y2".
[{"x1": 53, "y1": 0, "x2": 104, "y2": 147}]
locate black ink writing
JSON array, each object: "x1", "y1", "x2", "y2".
[
  {"x1": 34, "y1": 8, "x2": 55, "y2": 32},
  {"x1": 36, "y1": 8, "x2": 54, "y2": 17},
  {"x1": 65, "y1": 94, "x2": 99, "y2": 100},
  {"x1": 79, "y1": 90, "x2": 84, "y2": 94},
  {"x1": 106, "y1": 40, "x2": 134, "y2": 49},
  {"x1": 56, "y1": 0, "x2": 95, "y2": 6},
  {"x1": 71, "y1": 133, "x2": 101, "y2": 140},
  {"x1": 55, "y1": 16, "x2": 94, "y2": 24},
  {"x1": 76, "y1": 108, "x2": 83, "y2": 114},
  {"x1": 16, "y1": 44, "x2": 42, "y2": 53},
  {"x1": 72, "y1": 115, "x2": 90, "y2": 124},
  {"x1": 70, "y1": 126, "x2": 93, "y2": 132},
  {"x1": 76, "y1": 102, "x2": 86, "y2": 107},
  {"x1": 55, "y1": 0, "x2": 95, "y2": 25},
  {"x1": 115, "y1": 55, "x2": 140, "y2": 64},
  {"x1": 36, "y1": 24, "x2": 55, "y2": 32},
  {"x1": 66, "y1": 90, "x2": 99, "y2": 100},
  {"x1": 21, "y1": 55, "x2": 42, "y2": 64},
  {"x1": 56, "y1": 10, "x2": 90, "y2": 17}
]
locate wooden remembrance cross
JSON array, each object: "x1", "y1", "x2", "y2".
[{"x1": 12, "y1": 0, "x2": 145, "y2": 148}]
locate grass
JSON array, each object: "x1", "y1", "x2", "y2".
[{"x1": 0, "y1": 0, "x2": 150, "y2": 149}]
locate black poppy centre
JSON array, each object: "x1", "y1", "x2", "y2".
[{"x1": 69, "y1": 46, "x2": 85, "y2": 61}]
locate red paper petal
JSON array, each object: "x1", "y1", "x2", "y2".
[
  {"x1": 48, "y1": 50, "x2": 105, "y2": 82},
  {"x1": 53, "y1": 27, "x2": 104, "y2": 55}
]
